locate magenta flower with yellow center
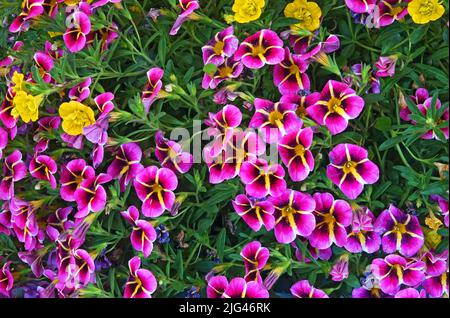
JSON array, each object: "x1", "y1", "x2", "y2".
[
  {"x1": 326, "y1": 143, "x2": 380, "y2": 200},
  {"x1": 234, "y1": 29, "x2": 285, "y2": 69}
]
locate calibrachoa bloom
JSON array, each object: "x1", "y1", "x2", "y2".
[
  {"x1": 374, "y1": 55, "x2": 397, "y2": 78},
  {"x1": 68, "y1": 77, "x2": 92, "y2": 102},
  {"x1": 63, "y1": 11, "x2": 92, "y2": 53},
  {"x1": 269, "y1": 190, "x2": 316, "y2": 244},
  {"x1": 345, "y1": 0, "x2": 377, "y2": 13},
  {"x1": 107, "y1": 142, "x2": 144, "y2": 192},
  {"x1": 234, "y1": 30, "x2": 284, "y2": 69},
  {"x1": 74, "y1": 174, "x2": 112, "y2": 218},
  {"x1": 278, "y1": 127, "x2": 314, "y2": 182},
  {"x1": 60, "y1": 159, "x2": 95, "y2": 202},
  {"x1": 142, "y1": 67, "x2": 164, "y2": 113},
  {"x1": 284, "y1": 0, "x2": 322, "y2": 32},
  {"x1": 202, "y1": 57, "x2": 244, "y2": 90},
  {"x1": 326, "y1": 143, "x2": 380, "y2": 200},
  {"x1": 307, "y1": 80, "x2": 365, "y2": 135},
  {"x1": 308, "y1": 192, "x2": 352, "y2": 249},
  {"x1": 202, "y1": 26, "x2": 239, "y2": 66},
  {"x1": 273, "y1": 48, "x2": 310, "y2": 95},
  {"x1": 408, "y1": 0, "x2": 445, "y2": 24},
  {"x1": 249, "y1": 98, "x2": 302, "y2": 143},
  {"x1": 232, "y1": 194, "x2": 275, "y2": 232},
  {"x1": 377, "y1": 0, "x2": 410, "y2": 27},
  {"x1": 121, "y1": 206, "x2": 157, "y2": 258},
  {"x1": 330, "y1": 254, "x2": 350, "y2": 282},
  {"x1": 205, "y1": 104, "x2": 243, "y2": 157},
  {"x1": 124, "y1": 257, "x2": 157, "y2": 298},
  {"x1": 9, "y1": 0, "x2": 45, "y2": 33},
  {"x1": 11, "y1": 91, "x2": 44, "y2": 123},
  {"x1": 133, "y1": 166, "x2": 178, "y2": 218},
  {"x1": 0, "y1": 150, "x2": 27, "y2": 200},
  {"x1": 240, "y1": 241, "x2": 269, "y2": 284},
  {"x1": 169, "y1": 0, "x2": 200, "y2": 36},
  {"x1": 290, "y1": 280, "x2": 329, "y2": 298},
  {"x1": 374, "y1": 204, "x2": 424, "y2": 257},
  {"x1": 208, "y1": 277, "x2": 269, "y2": 298},
  {"x1": 371, "y1": 254, "x2": 425, "y2": 295},
  {"x1": 0, "y1": 262, "x2": 14, "y2": 297},
  {"x1": 423, "y1": 271, "x2": 449, "y2": 298},
  {"x1": 29, "y1": 154, "x2": 57, "y2": 189},
  {"x1": 395, "y1": 288, "x2": 427, "y2": 298},
  {"x1": 239, "y1": 159, "x2": 287, "y2": 199},
  {"x1": 345, "y1": 207, "x2": 381, "y2": 254},
  {"x1": 232, "y1": 0, "x2": 266, "y2": 23}
]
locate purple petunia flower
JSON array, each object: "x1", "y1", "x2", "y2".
[
  {"x1": 290, "y1": 280, "x2": 329, "y2": 298},
  {"x1": 202, "y1": 57, "x2": 244, "y2": 90},
  {"x1": 273, "y1": 48, "x2": 310, "y2": 95},
  {"x1": 107, "y1": 142, "x2": 144, "y2": 192},
  {"x1": 210, "y1": 277, "x2": 269, "y2": 298},
  {"x1": 330, "y1": 254, "x2": 350, "y2": 282},
  {"x1": 155, "y1": 131, "x2": 193, "y2": 174},
  {"x1": 202, "y1": 26, "x2": 239, "y2": 66},
  {"x1": 270, "y1": 190, "x2": 316, "y2": 244},
  {"x1": 416, "y1": 250, "x2": 448, "y2": 277},
  {"x1": 374, "y1": 56, "x2": 397, "y2": 78},
  {"x1": 423, "y1": 271, "x2": 449, "y2": 298},
  {"x1": 371, "y1": 254, "x2": 425, "y2": 295},
  {"x1": 29, "y1": 154, "x2": 57, "y2": 189},
  {"x1": 232, "y1": 194, "x2": 275, "y2": 232},
  {"x1": 124, "y1": 257, "x2": 157, "y2": 298},
  {"x1": 33, "y1": 52, "x2": 54, "y2": 83},
  {"x1": 249, "y1": 98, "x2": 302, "y2": 144},
  {"x1": 9, "y1": 0, "x2": 45, "y2": 33},
  {"x1": 345, "y1": 207, "x2": 381, "y2": 254},
  {"x1": 68, "y1": 77, "x2": 92, "y2": 102},
  {"x1": 278, "y1": 127, "x2": 315, "y2": 182},
  {"x1": 374, "y1": 204, "x2": 424, "y2": 257},
  {"x1": 307, "y1": 80, "x2": 365, "y2": 135},
  {"x1": 63, "y1": 11, "x2": 92, "y2": 53},
  {"x1": 280, "y1": 93, "x2": 320, "y2": 120},
  {"x1": 0, "y1": 261, "x2": 14, "y2": 297},
  {"x1": 400, "y1": 88, "x2": 429, "y2": 121},
  {"x1": 121, "y1": 206, "x2": 157, "y2": 258},
  {"x1": 0, "y1": 150, "x2": 27, "y2": 200},
  {"x1": 240, "y1": 241, "x2": 270, "y2": 284},
  {"x1": 308, "y1": 192, "x2": 352, "y2": 250},
  {"x1": 133, "y1": 166, "x2": 178, "y2": 218},
  {"x1": 239, "y1": 159, "x2": 287, "y2": 199},
  {"x1": 142, "y1": 67, "x2": 164, "y2": 113},
  {"x1": 46, "y1": 207, "x2": 75, "y2": 242},
  {"x1": 326, "y1": 143, "x2": 380, "y2": 200},
  {"x1": 169, "y1": 0, "x2": 200, "y2": 36},
  {"x1": 345, "y1": 0, "x2": 376, "y2": 13},
  {"x1": 234, "y1": 29, "x2": 285, "y2": 69},
  {"x1": 74, "y1": 174, "x2": 112, "y2": 218},
  {"x1": 376, "y1": 0, "x2": 409, "y2": 27},
  {"x1": 395, "y1": 288, "x2": 426, "y2": 298},
  {"x1": 60, "y1": 159, "x2": 95, "y2": 202}
]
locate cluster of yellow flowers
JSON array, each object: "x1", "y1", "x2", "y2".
[
  {"x1": 231, "y1": 0, "x2": 322, "y2": 32},
  {"x1": 230, "y1": 0, "x2": 445, "y2": 27},
  {"x1": 10, "y1": 72, "x2": 43, "y2": 123}
]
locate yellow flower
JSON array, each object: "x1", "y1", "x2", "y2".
[
  {"x1": 284, "y1": 0, "x2": 322, "y2": 32},
  {"x1": 232, "y1": 0, "x2": 265, "y2": 23},
  {"x1": 59, "y1": 101, "x2": 95, "y2": 136},
  {"x1": 408, "y1": 0, "x2": 445, "y2": 24},
  {"x1": 11, "y1": 91, "x2": 43, "y2": 123},
  {"x1": 11, "y1": 71, "x2": 26, "y2": 93},
  {"x1": 423, "y1": 227, "x2": 442, "y2": 249}
]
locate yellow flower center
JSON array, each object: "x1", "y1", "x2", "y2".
[
  {"x1": 251, "y1": 45, "x2": 265, "y2": 56},
  {"x1": 218, "y1": 66, "x2": 233, "y2": 78},
  {"x1": 419, "y1": 0, "x2": 435, "y2": 15},
  {"x1": 327, "y1": 97, "x2": 342, "y2": 113},
  {"x1": 289, "y1": 63, "x2": 300, "y2": 74},
  {"x1": 281, "y1": 206, "x2": 296, "y2": 217},
  {"x1": 322, "y1": 212, "x2": 335, "y2": 224},
  {"x1": 213, "y1": 41, "x2": 225, "y2": 55},
  {"x1": 268, "y1": 110, "x2": 284, "y2": 125},
  {"x1": 393, "y1": 223, "x2": 407, "y2": 234},
  {"x1": 342, "y1": 161, "x2": 357, "y2": 174},
  {"x1": 296, "y1": 105, "x2": 307, "y2": 118},
  {"x1": 294, "y1": 144, "x2": 305, "y2": 157},
  {"x1": 151, "y1": 183, "x2": 164, "y2": 193}
]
